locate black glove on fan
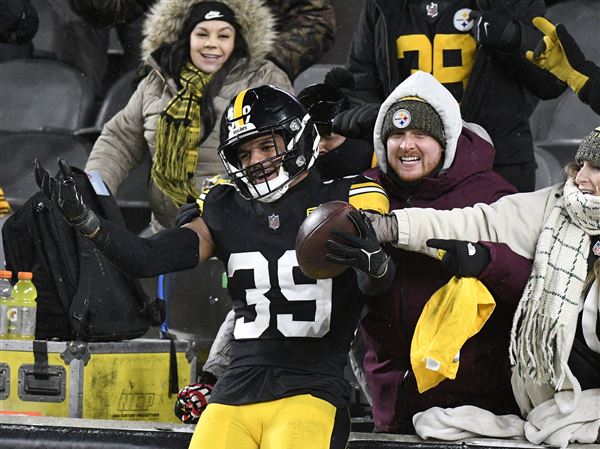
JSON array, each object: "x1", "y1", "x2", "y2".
[
  {"x1": 325, "y1": 210, "x2": 390, "y2": 278},
  {"x1": 469, "y1": 9, "x2": 520, "y2": 50},
  {"x1": 332, "y1": 103, "x2": 380, "y2": 140},
  {"x1": 175, "y1": 199, "x2": 201, "y2": 228},
  {"x1": 426, "y1": 239, "x2": 491, "y2": 278},
  {"x1": 323, "y1": 66, "x2": 355, "y2": 89}
]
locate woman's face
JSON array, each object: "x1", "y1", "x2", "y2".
[
  {"x1": 575, "y1": 160, "x2": 600, "y2": 195},
  {"x1": 189, "y1": 20, "x2": 235, "y2": 74}
]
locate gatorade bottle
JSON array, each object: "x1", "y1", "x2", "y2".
[
  {"x1": 0, "y1": 270, "x2": 12, "y2": 339},
  {"x1": 11, "y1": 272, "x2": 37, "y2": 340}
]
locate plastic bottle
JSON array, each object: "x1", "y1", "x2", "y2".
[
  {"x1": 11, "y1": 272, "x2": 37, "y2": 340},
  {"x1": 0, "y1": 270, "x2": 13, "y2": 339}
]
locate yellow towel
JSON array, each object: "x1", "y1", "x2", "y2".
[{"x1": 410, "y1": 276, "x2": 495, "y2": 393}]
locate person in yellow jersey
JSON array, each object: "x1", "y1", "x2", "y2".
[{"x1": 35, "y1": 85, "x2": 391, "y2": 449}]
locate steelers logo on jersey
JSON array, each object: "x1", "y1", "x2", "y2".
[
  {"x1": 392, "y1": 109, "x2": 412, "y2": 129},
  {"x1": 453, "y1": 8, "x2": 474, "y2": 32}
]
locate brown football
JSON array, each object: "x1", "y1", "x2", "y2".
[{"x1": 295, "y1": 201, "x2": 358, "y2": 279}]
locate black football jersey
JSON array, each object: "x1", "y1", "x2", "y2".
[
  {"x1": 395, "y1": 1, "x2": 478, "y2": 102},
  {"x1": 199, "y1": 172, "x2": 389, "y2": 407}
]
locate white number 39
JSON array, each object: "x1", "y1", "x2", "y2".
[{"x1": 228, "y1": 250, "x2": 333, "y2": 339}]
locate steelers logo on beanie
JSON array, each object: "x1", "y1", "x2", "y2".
[{"x1": 381, "y1": 97, "x2": 446, "y2": 149}]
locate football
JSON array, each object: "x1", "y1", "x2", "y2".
[{"x1": 295, "y1": 201, "x2": 358, "y2": 279}]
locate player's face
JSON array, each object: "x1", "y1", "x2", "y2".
[
  {"x1": 236, "y1": 134, "x2": 286, "y2": 184},
  {"x1": 386, "y1": 129, "x2": 443, "y2": 182},
  {"x1": 189, "y1": 20, "x2": 235, "y2": 74},
  {"x1": 575, "y1": 160, "x2": 600, "y2": 195}
]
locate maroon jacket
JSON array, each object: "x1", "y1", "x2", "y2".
[{"x1": 362, "y1": 127, "x2": 531, "y2": 433}]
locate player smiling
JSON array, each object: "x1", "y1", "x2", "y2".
[{"x1": 35, "y1": 85, "x2": 390, "y2": 449}]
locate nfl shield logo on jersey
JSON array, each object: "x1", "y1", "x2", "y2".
[
  {"x1": 425, "y1": 2, "x2": 438, "y2": 18},
  {"x1": 268, "y1": 213, "x2": 280, "y2": 230}
]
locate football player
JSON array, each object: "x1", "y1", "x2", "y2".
[{"x1": 35, "y1": 85, "x2": 391, "y2": 449}]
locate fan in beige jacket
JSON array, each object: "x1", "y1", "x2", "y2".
[{"x1": 85, "y1": 0, "x2": 293, "y2": 232}]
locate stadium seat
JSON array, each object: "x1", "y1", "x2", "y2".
[
  {"x1": 0, "y1": 59, "x2": 96, "y2": 133},
  {"x1": 534, "y1": 145, "x2": 564, "y2": 190},
  {"x1": 30, "y1": 0, "x2": 60, "y2": 59},
  {"x1": 0, "y1": 42, "x2": 32, "y2": 62},
  {"x1": 92, "y1": 69, "x2": 137, "y2": 131},
  {"x1": 0, "y1": 132, "x2": 91, "y2": 208},
  {"x1": 293, "y1": 63, "x2": 340, "y2": 94}
]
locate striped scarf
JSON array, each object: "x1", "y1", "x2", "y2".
[
  {"x1": 152, "y1": 63, "x2": 212, "y2": 206},
  {"x1": 510, "y1": 179, "x2": 600, "y2": 389},
  {"x1": 0, "y1": 187, "x2": 11, "y2": 217}
]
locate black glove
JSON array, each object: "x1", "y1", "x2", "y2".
[
  {"x1": 34, "y1": 158, "x2": 100, "y2": 237},
  {"x1": 426, "y1": 239, "x2": 490, "y2": 278},
  {"x1": 175, "y1": 198, "x2": 201, "y2": 228},
  {"x1": 469, "y1": 9, "x2": 520, "y2": 50},
  {"x1": 332, "y1": 103, "x2": 380, "y2": 140},
  {"x1": 324, "y1": 66, "x2": 355, "y2": 89},
  {"x1": 325, "y1": 210, "x2": 389, "y2": 278}
]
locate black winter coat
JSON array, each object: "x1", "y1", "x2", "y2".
[{"x1": 346, "y1": 0, "x2": 566, "y2": 167}]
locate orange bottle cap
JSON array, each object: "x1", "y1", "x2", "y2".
[
  {"x1": 0, "y1": 270, "x2": 11, "y2": 278},
  {"x1": 17, "y1": 272, "x2": 33, "y2": 280}
]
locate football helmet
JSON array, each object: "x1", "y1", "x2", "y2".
[{"x1": 218, "y1": 85, "x2": 319, "y2": 202}]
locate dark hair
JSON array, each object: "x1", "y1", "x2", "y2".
[
  {"x1": 584, "y1": 258, "x2": 600, "y2": 295},
  {"x1": 159, "y1": 23, "x2": 249, "y2": 142}
]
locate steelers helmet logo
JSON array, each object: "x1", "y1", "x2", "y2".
[
  {"x1": 392, "y1": 109, "x2": 411, "y2": 129},
  {"x1": 226, "y1": 89, "x2": 257, "y2": 139},
  {"x1": 453, "y1": 8, "x2": 474, "y2": 32}
]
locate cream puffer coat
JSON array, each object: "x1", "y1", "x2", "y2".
[{"x1": 85, "y1": 0, "x2": 293, "y2": 231}]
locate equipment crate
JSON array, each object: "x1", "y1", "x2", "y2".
[{"x1": 0, "y1": 338, "x2": 197, "y2": 422}]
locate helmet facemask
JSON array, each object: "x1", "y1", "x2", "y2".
[{"x1": 219, "y1": 113, "x2": 319, "y2": 202}]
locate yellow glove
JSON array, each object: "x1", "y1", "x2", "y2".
[{"x1": 526, "y1": 17, "x2": 589, "y2": 94}]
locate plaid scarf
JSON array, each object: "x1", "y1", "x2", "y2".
[
  {"x1": 152, "y1": 63, "x2": 212, "y2": 206},
  {"x1": 510, "y1": 179, "x2": 600, "y2": 389}
]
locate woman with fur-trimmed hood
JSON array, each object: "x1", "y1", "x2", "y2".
[{"x1": 85, "y1": 0, "x2": 292, "y2": 232}]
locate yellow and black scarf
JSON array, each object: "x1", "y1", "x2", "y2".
[
  {"x1": 152, "y1": 63, "x2": 212, "y2": 206},
  {"x1": 0, "y1": 187, "x2": 11, "y2": 217}
]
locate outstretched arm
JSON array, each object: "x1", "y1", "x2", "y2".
[{"x1": 35, "y1": 159, "x2": 214, "y2": 278}]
